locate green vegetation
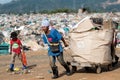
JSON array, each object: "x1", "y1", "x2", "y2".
[
  {"x1": 40, "y1": 8, "x2": 77, "y2": 14},
  {"x1": 0, "y1": 0, "x2": 120, "y2": 14}
]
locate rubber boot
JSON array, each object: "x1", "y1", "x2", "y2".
[
  {"x1": 23, "y1": 65, "x2": 27, "y2": 69},
  {"x1": 9, "y1": 64, "x2": 14, "y2": 72},
  {"x1": 23, "y1": 65, "x2": 28, "y2": 74},
  {"x1": 114, "y1": 55, "x2": 119, "y2": 64},
  {"x1": 51, "y1": 66, "x2": 59, "y2": 79},
  {"x1": 112, "y1": 55, "x2": 119, "y2": 67},
  {"x1": 64, "y1": 65, "x2": 71, "y2": 76}
]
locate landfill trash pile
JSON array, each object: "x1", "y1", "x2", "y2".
[{"x1": 0, "y1": 11, "x2": 120, "y2": 54}]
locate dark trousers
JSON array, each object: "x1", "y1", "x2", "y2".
[
  {"x1": 111, "y1": 44, "x2": 119, "y2": 62},
  {"x1": 49, "y1": 52, "x2": 70, "y2": 76}
]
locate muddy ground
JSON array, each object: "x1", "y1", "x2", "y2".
[{"x1": 0, "y1": 48, "x2": 120, "y2": 80}]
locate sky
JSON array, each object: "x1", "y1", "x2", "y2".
[{"x1": 0, "y1": 0, "x2": 12, "y2": 4}]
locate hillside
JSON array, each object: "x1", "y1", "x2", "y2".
[{"x1": 0, "y1": 0, "x2": 120, "y2": 14}]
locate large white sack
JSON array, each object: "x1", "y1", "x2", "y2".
[
  {"x1": 72, "y1": 16, "x2": 94, "y2": 32},
  {"x1": 69, "y1": 29, "x2": 113, "y2": 64}
]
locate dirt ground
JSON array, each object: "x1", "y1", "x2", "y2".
[{"x1": 0, "y1": 48, "x2": 120, "y2": 80}]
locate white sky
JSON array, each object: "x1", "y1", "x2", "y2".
[{"x1": 0, "y1": 0, "x2": 12, "y2": 4}]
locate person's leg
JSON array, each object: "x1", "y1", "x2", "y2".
[
  {"x1": 57, "y1": 52, "x2": 71, "y2": 75},
  {"x1": 111, "y1": 44, "x2": 119, "y2": 66},
  {"x1": 114, "y1": 55, "x2": 119, "y2": 65},
  {"x1": 111, "y1": 44, "x2": 115, "y2": 59},
  {"x1": 9, "y1": 52, "x2": 16, "y2": 71},
  {"x1": 49, "y1": 56, "x2": 59, "y2": 79}
]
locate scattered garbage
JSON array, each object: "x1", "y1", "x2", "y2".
[{"x1": 0, "y1": 12, "x2": 120, "y2": 54}]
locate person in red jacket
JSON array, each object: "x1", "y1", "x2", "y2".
[{"x1": 8, "y1": 31, "x2": 27, "y2": 72}]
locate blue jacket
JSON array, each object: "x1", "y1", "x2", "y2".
[{"x1": 42, "y1": 28, "x2": 63, "y2": 56}]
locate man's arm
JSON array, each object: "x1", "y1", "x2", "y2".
[{"x1": 61, "y1": 37, "x2": 68, "y2": 47}]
